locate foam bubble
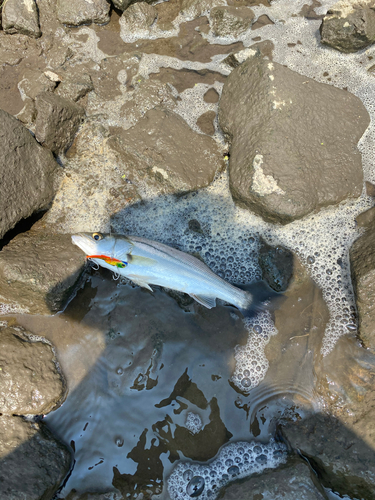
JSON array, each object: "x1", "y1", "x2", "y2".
[{"x1": 167, "y1": 438, "x2": 287, "y2": 499}]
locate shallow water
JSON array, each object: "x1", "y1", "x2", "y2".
[{"x1": 10, "y1": 263, "x2": 327, "y2": 498}]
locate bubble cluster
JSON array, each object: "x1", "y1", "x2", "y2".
[
  {"x1": 167, "y1": 439, "x2": 287, "y2": 499},
  {"x1": 185, "y1": 412, "x2": 203, "y2": 434},
  {"x1": 232, "y1": 311, "x2": 278, "y2": 392}
]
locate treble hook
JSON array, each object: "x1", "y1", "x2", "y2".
[{"x1": 113, "y1": 272, "x2": 120, "y2": 281}]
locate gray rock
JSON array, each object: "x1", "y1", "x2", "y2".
[
  {"x1": 0, "y1": 415, "x2": 71, "y2": 500},
  {"x1": 259, "y1": 238, "x2": 294, "y2": 292},
  {"x1": 281, "y1": 412, "x2": 375, "y2": 499},
  {"x1": 35, "y1": 92, "x2": 85, "y2": 154},
  {"x1": 111, "y1": 0, "x2": 157, "y2": 12},
  {"x1": 210, "y1": 6, "x2": 255, "y2": 37},
  {"x1": 181, "y1": 0, "x2": 227, "y2": 19},
  {"x1": 350, "y1": 222, "x2": 375, "y2": 351},
  {"x1": 108, "y1": 107, "x2": 223, "y2": 197},
  {"x1": 320, "y1": 2, "x2": 375, "y2": 53},
  {"x1": 218, "y1": 53, "x2": 369, "y2": 223},
  {"x1": 0, "y1": 325, "x2": 66, "y2": 415},
  {"x1": 18, "y1": 69, "x2": 57, "y2": 100},
  {"x1": 55, "y1": 72, "x2": 94, "y2": 102},
  {"x1": 0, "y1": 109, "x2": 58, "y2": 239},
  {"x1": 219, "y1": 460, "x2": 327, "y2": 499},
  {"x1": 119, "y1": 2, "x2": 157, "y2": 35},
  {"x1": 57, "y1": 0, "x2": 111, "y2": 26},
  {"x1": 0, "y1": 230, "x2": 86, "y2": 315},
  {"x1": 2, "y1": 0, "x2": 41, "y2": 38}
]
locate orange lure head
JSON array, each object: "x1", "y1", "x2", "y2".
[{"x1": 86, "y1": 255, "x2": 128, "y2": 268}]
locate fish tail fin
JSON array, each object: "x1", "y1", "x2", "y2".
[{"x1": 237, "y1": 290, "x2": 269, "y2": 318}]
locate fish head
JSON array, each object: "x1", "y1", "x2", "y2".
[{"x1": 71, "y1": 232, "x2": 133, "y2": 259}]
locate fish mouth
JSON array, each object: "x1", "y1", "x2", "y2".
[{"x1": 71, "y1": 233, "x2": 99, "y2": 256}]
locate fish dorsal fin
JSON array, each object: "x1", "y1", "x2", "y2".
[
  {"x1": 189, "y1": 294, "x2": 217, "y2": 309},
  {"x1": 130, "y1": 278, "x2": 153, "y2": 292}
]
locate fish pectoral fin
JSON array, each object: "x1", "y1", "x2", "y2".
[
  {"x1": 130, "y1": 278, "x2": 153, "y2": 292},
  {"x1": 189, "y1": 294, "x2": 217, "y2": 309},
  {"x1": 126, "y1": 255, "x2": 157, "y2": 267}
]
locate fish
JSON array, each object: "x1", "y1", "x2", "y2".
[{"x1": 71, "y1": 232, "x2": 255, "y2": 312}]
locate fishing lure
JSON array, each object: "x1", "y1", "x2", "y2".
[{"x1": 86, "y1": 254, "x2": 128, "y2": 269}]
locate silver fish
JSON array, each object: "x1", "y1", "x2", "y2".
[{"x1": 71, "y1": 232, "x2": 254, "y2": 311}]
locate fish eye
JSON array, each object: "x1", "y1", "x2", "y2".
[{"x1": 92, "y1": 232, "x2": 103, "y2": 241}]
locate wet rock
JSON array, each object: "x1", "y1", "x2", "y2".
[
  {"x1": 0, "y1": 325, "x2": 66, "y2": 415},
  {"x1": 2, "y1": 0, "x2": 41, "y2": 38},
  {"x1": 355, "y1": 206, "x2": 375, "y2": 228},
  {"x1": 108, "y1": 107, "x2": 223, "y2": 196},
  {"x1": 18, "y1": 69, "x2": 57, "y2": 101},
  {"x1": 35, "y1": 92, "x2": 85, "y2": 154},
  {"x1": 0, "y1": 109, "x2": 58, "y2": 239},
  {"x1": 258, "y1": 238, "x2": 294, "y2": 292},
  {"x1": 111, "y1": 0, "x2": 159, "y2": 12},
  {"x1": 210, "y1": 6, "x2": 255, "y2": 37},
  {"x1": 57, "y1": 0, "x2": 111, "y2": 26},
  {"x1": 0, "y1": 231, "x2": 86, "y2": 315},
  {"x1": 320, "y1": 2, "x2": 375, "y2": 53},
  {"x1": 350, "y1": 222, "x2": 375, "y2": 351},
  {"x1": 0, "y1": 415, "x2": 71, "y2": 500},
  {"x1": 149, "y1": 67, "x2": 226, "y2": 93},
  {"x1": 181, "y1": 0, "x2": 227, "y2": 20},
  {"x1": 219, "y1": 53, "x2": 368, "y2": 223},
  {"x1": 219, "y1": 460, "x2": 327, "y2": 499},
  {"x1": 55, "y1": 72, "x2": 94, "y2": 102},
  {"x1": 251, "y1": 13, "x2": 274, "y2": 30},
  {"x1": 119, "y1": 2, "x2": 158, "y2": 36},
  {"x1": 196, "y1": 110, "x2": 216, "y2": 135},
  {"x1": 366, "y1": 180, "x2": 375, "y2": 196},
  {"x1": 281, "y1": 412, "x2": 375, "y2": 499}
]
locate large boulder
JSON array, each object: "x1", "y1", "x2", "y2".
[
  {"x1": 57, "y1": 0, "x2": 111, "y2": 26},
  {"x1": 119, "y1": 2, "x2": 158, "y2": 37},
  {"x1": 35, "y1": 92, "x2": 85, "y2": 154},
  {"x1": 0, "y1": 325, "x2": 66, "y2": 415},
  {"x1": 0, "y1": 415, "x2": 71, "y2": 500},
  {"x1": 1, "y1": 0, "x2": 41, "y2": 38},
  {"x1": 218, "y1": 52, "x2": 369, "y2": 223},
  {"x1": 281, "y1": 412, "x2": 375, "y2": 499},
  {"x1": 0, "y1": 230, "x2": 86, "y2": 315},
  {"x1": 0, "y1": 109, "x2": 58, "y2": 239},
  {"x1": 320, "y1": 1, "x2": 375, "y2": 53},
  {"x1": 210, "y1": 6, "x2": 255, "y2": 37},
  {"x1": 108, "y1": 107, "x2": 224, "y2": 196},
  {"x1": 350, "y1": 222, "x2": 375, "y2": 352}
]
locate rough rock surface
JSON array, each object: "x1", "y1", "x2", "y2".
[
  {"x1": 35, "y1": 92, "x2": 85, "y2": 154},
  {"x1": 112, "y1": 0, "x2": 158, "y2": 12},
  {"x1": 219, "y1": 460, "x2": 326, "y2": 499},
  {"x1": 0, "y1": 415, "x2": 71, "y2": 500},
  {"x1": 55, "y1": 72, "x2": 94, "y2": 103},
  {"x1": 196, "y1": 110, "x2": 216, "y2": 135},
  {"x1": 56, "y1": 0, "x2": 111, "y2": 26},
  {"x1": 18, "y1": 69, "x2": 57, "y2": 100},
  {"x1": 108, "y1": 107, "x2": 223, "y2": 196},
  {"x1": 219, "y1": 53, "x2": 369, "y2": 223},
  {"x1": 181, "y1": 0, "x2": 227, "y2": 20},
  {"x1": 0, "y1": 231, "x2": 86, "y2": 315},
  {"x1": 210, "y1": 6, "x2": 255, "y2": 37},
  {"x1": 0, "y1": 325, "x2": 65, "y2": 415},
  {"x1": 350, "y1": 222, "x2": 375, "y2": 351},
  {"x1": 281, "y1": 413, "x2": 375, "y2": 499},
  {"x1": 320, "y1": 2, "x2": 375, "y2": 53},
  {"x1": 258, "y1": 238, "x2": 294, "y2": 292},
  {"x1": 0, "y1": 109, "x2": 58, "y2": 239},
  {"x1": 2, "y1": 0, "x2": 41, "y2": 38},
  {"x1": 119, "y1": 2, "x2": 158, "y2": 36}
]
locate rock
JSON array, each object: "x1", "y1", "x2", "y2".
[
  {"x1": 0, "y1": 415, "x2": 71, "y2": 500},
  {"x1": 350, "y1": 222, "x2": 375, "y2": 351},
  {"x1": 203, "y1": 88, "x2": 220, "y2": 103},
  {"x1": 57, "y1": 0, "x2": 111, "y2": 26},
  {"x1": 219, "y1": 460, "x2": 326, "y2": 499},
  {"x1": 320, "y1": 1, "x2": 375, "y2": 53},
  {"x1": 35, "y1": 92, "x2": 85, "y2": 154},
  {"x1": 55, "y1": 72, "x2": 94, "y2": 102},
  {"x1": 366, "y1": 180, "x2": 375, "y2": 196},
  {"x1": 218, "y1": 53, "x2": 369, "y2": 223},
  {"x1": 0, "y1": 325, "x2": 66, "y2": 415},
  {"x1": 108, "y1": 107, "x2": 223, "y2": 197},
  {"x1": 2, "y1": 0, "x2": 41, "y2": 38},
  {"x1": 0, "y1": 230, "x2": 86, "y2": 315},
  {"x1": 181, "y1": 0, "x2": 227, "y2": 20},
  {"x1": 196, "y1": 110, "x2": 216, "y2": 135},
  {"x1": 281, "y1": 412, "x2": 375, "y2": 499},
  {"x1": 18, "y1": 69, "x2": 57, "y2": 100},
  {"x1": 0, "y1": 109, "x2": 58, "y2": 239},
  {"x1": 119, "y1": 2, "x2": 158, "y2": 36},
  {"x1": 111, "y1": 0, "x2": 159, "y2": 12},
  {"x1": 210, "y1": 6, "x2": 255, "y2": 37},
  {"x1": 258, "y1": 238, "x2": 294, "y2": 292},
  {"x1": 355, "y1": 206, "x2": 375, "y2": 228}
]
